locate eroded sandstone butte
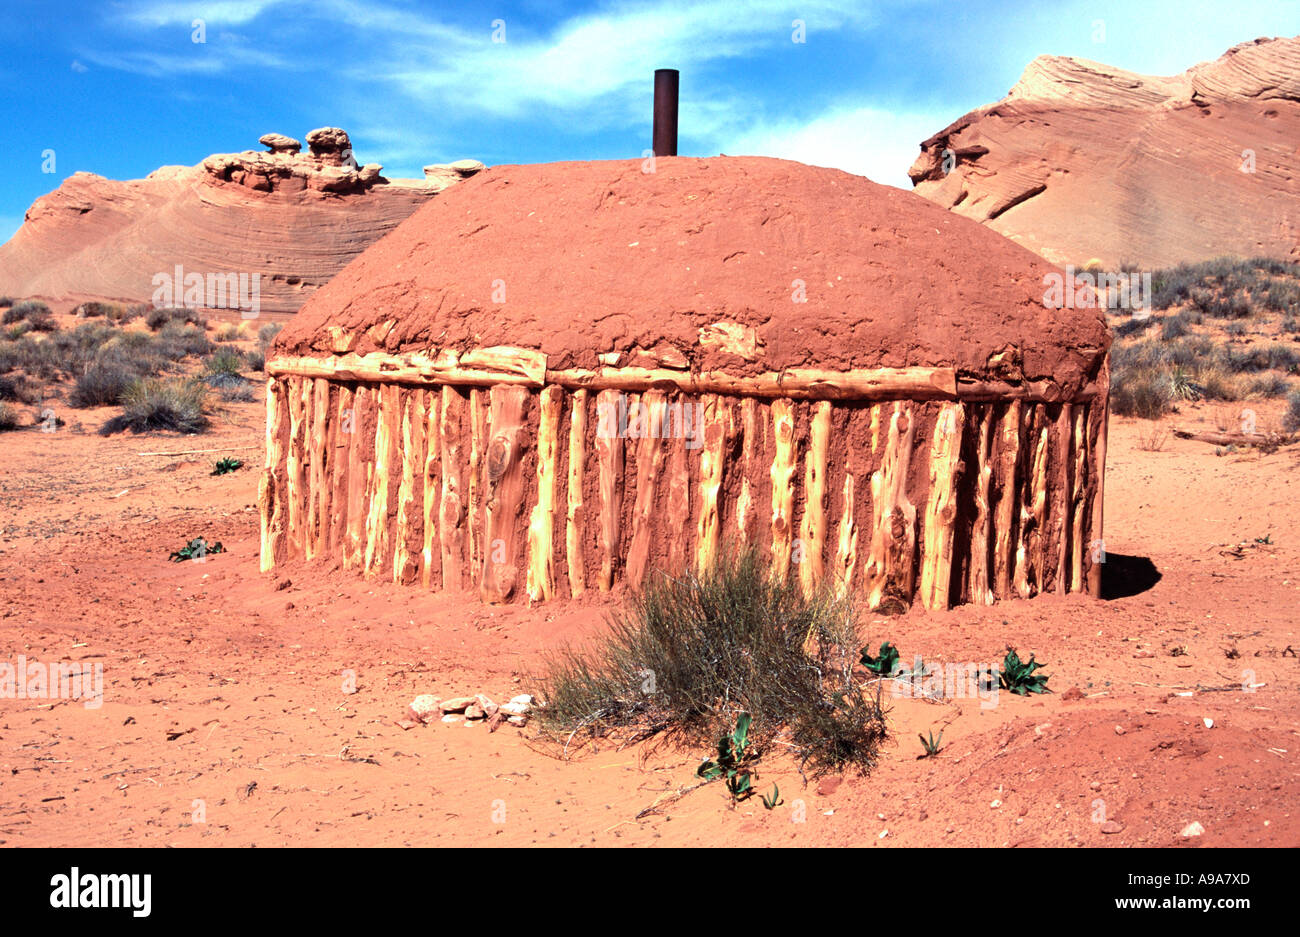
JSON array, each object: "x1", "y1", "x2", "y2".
[
  {"x1": 0, "y1": 128, "x2": 484, "y2": 314},
  {"x1": 909, "y1": 36, "x2": 1300, "y2": 268}
]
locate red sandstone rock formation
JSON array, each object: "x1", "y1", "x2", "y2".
[
  {"x1": 909, "y1": 36, "x2": 1300, "y2": 268},
  {"x1": 0, "y1": 128, "x2": 483, "y2": 314}
]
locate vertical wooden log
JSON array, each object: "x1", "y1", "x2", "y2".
[
  {"x1": 665, "y1": 399, "x2": 693, "y2": 575},
  {"x1": 797, "y1": 400, "x2": 832, "y2": 596},
  {"x1": 769, "y1": 398, "x2": 797, "y2": 582},
  {"x1": 259, "y1": 377, "x2": 288, "y2": 573},
  {"x1": 343, "y1": 385, "x2": 371, "y2": 570},
  {"x1": 595, "y1": 389, "x2": 624, "y2": 591},
  {"x1": 1087, "y1": 384, "x2": 1109, "y2": 598},
  {"x1": 920, "y1": 401, "x2": 965, "y2": 610},
  {"x1": 1053, "y1": 404, "x2": 1073, "y2": 595},
  {"x1": 328, "y1": 384, "x2": 354, "y2": 555},
  {"x1": 305, "y1": 378, "x2": 330, "y2": 561},
  {"x1": 625, "y1": 392, "x2": 666, "y2": 588},
  {"x1": 992, "y1": 399, "x2": 1022, "y2": 599},
  {"x1": 481, "y1": 384, "x2": 529, "y2": 604},
  {"x1": 734, "y1": 397, "x2": 758, "y2": 547},
  {"x1": 968, "y1": 405, "x2": 995, "y2": 605},
  {"x1": 285, "y1": 375, "x2": 307, "y2": 557},
  {"x1": 566, "y1": 389, "x2": 588, "y2": 597},
  {"x1": 467, "y1": 388, "x2": 486, "y2": 572},
  {"x1": 363, "y1": 383, "x2": 398, "y2": 579},
  {"x1": 833, "y1": 473, "x2": 858, "y2": 599},
  {"x1": 695, "y1": 395, "x2": 727, "y2": 576},
  {"x1": 439, "y1": 386, "x2": 467, "y2": 591},
  {"x1": 527, "y1": 385, "x2": 563, "y2": 602},
  {"x1": 866, "y1": 402, "x2": 918, "y2": 610},
  {"x1": 1014, "y1": 407, "x2": 1050, "y2": 599},
  {"x1": 393, "y1": 389, "x2": 424, "y2": 585},
  {"x1": 1070, "y1": 405, "x2": 1089, "y2": 594},
  {"x1": 421, "y1": 388, "x2": 442, "y2": 589}
]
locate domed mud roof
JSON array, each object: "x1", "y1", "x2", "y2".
[{"x1": 276, "y1": 156, "x2": 1109, "y2": 394}]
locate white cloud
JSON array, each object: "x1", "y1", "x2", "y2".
[
  {"x1": 118, "y1": 0, "x2": 284, "y2": 27},
  {"x1": 720, "y1": 105, "x2": 957, "y2": 189}
]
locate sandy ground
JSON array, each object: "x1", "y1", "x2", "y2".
[{"x1": 1, "y1": 379, "x2": 1297, "y2": 847}]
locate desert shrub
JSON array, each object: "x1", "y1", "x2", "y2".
[
  {"x1": 1285, "y1": 390, "x2": 1300, "y2": 433},
  {"x1": 3, "y1": 323, "x2": 32, "y2": 341},
  {"x1": 0, "y1": 374, "x2": 38, "y2": 404},
  {"x1": 3, "y1": 300, "x2": 56, "y2": 332},
  {"x1": 0, "y1": 336, "x2": 61, "y2": 380},
  {"x1": 215, "y1": 323, "x2": 245, "y2": 342},
  {"x1": 202, "y1": 348, "x2": 248, "y2": 391},
  {"x1": 1281, "y1": 316, "x2": 1300, "y2": 335},
  {"x1": 0, "y1": 402, "x2": 18, "y2": 431},
  {"x1": 257, "y1": 322, "x2": 283, "y2": 347},
  {"x1": 1110, "y1": 363, "x2": 1171, "y2": 418},
  {"x1": 1245, "y1": 374, "x2": 1290, "y2": 398},
  {"x1": 536, "y1": 548, "x2": 887, "y2": 773},
  {"x1": 2, "y1": 300, "x2": 48, "y2": 324},
  {"x1": 146, "y1": 306, "x2": 206, "y2": 331},
  {"x1": 218, "y1": 383, "x2": 256, "y2": 402},
  {"x1": 0, "y1": 297, "x2": 12, "y2": 308},
  {"x1": 244, "y1": 348, "x2": 265, "y2": 372},
  {"x1": 50, "y1": 323, "x2": 118, "y2": 377},
  {"x1": 99, "y1": 378, "x2": 208, "y2": 435},
  {"x1": 69, "y1": 358, "x2": 143, "y2": 407},
  {"x1": 1224, "y1": 321, "x2": 1247, "y2": 337},
  {"x1": 1195, "y1": 367, "x2": 1244, "y2": 401},
  {"x1": 1113, "y1": 315, "x2": 1155, "y2": 338},
  {"x1": 1160, "y1": 313, "x2": 1189, "y2": 341},
  {"x1": 73, "y1": 301, "x2": 121, "y2": 319},
  {"x1": 155, "y1": 322, "x2": 213, "y2": 359},
  {"x1": 1219, "y1": 343, "x2": 1300, "y2": 374}
]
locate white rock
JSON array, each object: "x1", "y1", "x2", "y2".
[
  {"x1": 1181, "y1": 821, "x2": 1205, "y2": 837},
  {"x1": 408, "y1": 694, "x2": 441, "y2": 723},
  {"x1": 1203, "y1": 717, "x2": 1214, "y2": 728}
]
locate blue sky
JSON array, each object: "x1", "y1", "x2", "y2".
[{"x1": 1, "y1": 0, "x2": 1297, "y2": 245}]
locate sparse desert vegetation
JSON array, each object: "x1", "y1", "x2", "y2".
[{"x1": 1107, "y1": 257, "x2": 1300, "y2": 420}]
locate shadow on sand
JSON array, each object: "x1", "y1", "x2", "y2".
[{"x1": 1100, "y1": 553, "x2": 1162, "y2": 600}]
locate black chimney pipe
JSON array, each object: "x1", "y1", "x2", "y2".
[{"x1": 653, "y1": 68, "x2": 679, "y2": 157}]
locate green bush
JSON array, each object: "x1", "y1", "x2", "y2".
[
  {"x1": 146, "y1": 306, "x2": 206, "y2": 331},
  {"x1": 1284, "y1": 390, "x2": 1300, "y2": 433},
  {"x1": 69, "y1": 358, "x2": 143, "y2": 408},
  {"x1": 2, "y1": 300, "x2": 56, "y2": 331},
  {"x1": 257, "y1": 322, "x2": 283, "y2": 347},
  {"x1": 155, "y1": 322, "x2": 213, "y2": 359},
  {"x1": 99, "y1": 378, "x2": 209, "y2": 435},
  {"x1": 244, "y1": 349, "x2": 265, "y2": 372},
  {"x1": 536, "y1": 548, "x2": 887, "y2": 773},
  {"x1": 1110, "y1": 364, "x2": 1171, "y2": 418}
]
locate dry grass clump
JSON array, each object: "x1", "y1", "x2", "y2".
[
  {"x1": 2, "y1": 300, "x2": 56, "y2": 332},
  {"x1": 0, "y1": 402, "x2": 19, "y2": 432},
  {"x1": 99, "y1": 378, "x2": 209, "y2": 435},
  {"x1": 1285, "y1": 390, "x2": 1300, "y2": 434},
  {"x1": 536, "y1": 548, "x2": 887, "y2": 774}
]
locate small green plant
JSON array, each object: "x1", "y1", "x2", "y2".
[
  {"x1": 760, "y1": 783, "x2": 783, "y2": 810},
  {"x1": 1254, "y1": 534, "x2": 1273, "y2": 545},
  {"x1": 860, "y1": 641, "x2": 900, "y2": 676},
  {"x1": 168, "y1": 537, "x2": 224, "y2": 562},
  {"x1": 998, "y1": 648, "x2": 1052, "y2": 696},
  {"x1": 697, "y1": 712, "x2": 759, "y2": 803},
  {"x1": 918, "y1": 729, "x2": 944, "y2": 758},
  {"x1": 212, "y1": 457, "x2": 244, "y2": 475}
]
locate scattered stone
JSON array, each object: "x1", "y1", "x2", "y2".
[
  {"x1": 441, "y1": 714, "x2": 461, "y2": 724},
  {"x1": 1090, "y1": 780, "x2": 1102, "y2": 791},
  {"x1": 1203, "y1": 717, "x2": 1214, "y2": 728},
  {"x1": 408, "y1": 694, "x2": 441, "y2": 723},
  {"x1": 1061, "y1": 686, "x2": 1085, "y2": 701},
  {"x1": 274, "y1": 577, "x2": 292, "y2": 591},
  {"x1": 441, "y1": 696, "x2": 476, "y2": 714},
  {"x1": 1101, "y1": 820, "x2": 1124, "y2": 834},
  {"x1": 1181, "y1": 821, "x2": 1205, "y2": 838},
  {"x1": 465, "y1": 704, "x2": 486, "y2": 720},
  {"x1": 506, "y1": 715, "x2": 527, "y2": 727},
  {"x1": 990, "y1": 799, "x2": 1003, "y2": 809},
  {"x1": 475, "y1": 693, "x2": 499, "y2": 717},
  {"x1": 1114, "y1": 724, "x2": 1126, "y2": 735},
  {"x1": 1133, "y1": 649, "x2": 1155, "y2": 659}
]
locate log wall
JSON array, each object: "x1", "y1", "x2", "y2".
[{"x1": 261, "y1": 359, "x2": 1107, "y2": 609}]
